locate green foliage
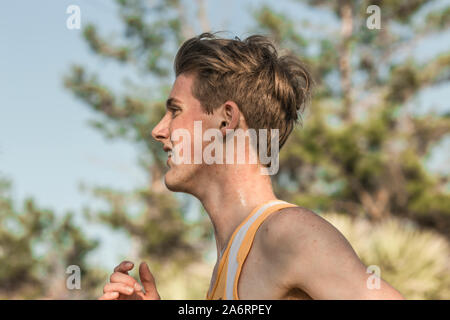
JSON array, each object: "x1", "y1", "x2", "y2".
[
  {"x1": 323, "y1": 213, "x2": 450, "y2": 299},
  {"x1": 257, "y1": 1, "x2": 450, "y2": 236},
  {"x1": 0, "y1": 176, "x2": 106, "y2": 299},
  {"x1": 83, "y1": 185, "x2": 211, "y2": 263},
  {"x1": 425, "y1": 5, "x2": 450, "y2": 30}
]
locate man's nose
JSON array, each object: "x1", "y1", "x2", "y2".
[{"x1": 151, "y1": 115, "x2": 170, "y2": 143}]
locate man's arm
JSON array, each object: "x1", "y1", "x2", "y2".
[{"x1": 259, "y1": 207, "x2": 404, "y2": 300}]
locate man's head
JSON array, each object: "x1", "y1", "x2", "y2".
[{"x1": 152, "y1": 32, "x2": 313, "y2": 193}]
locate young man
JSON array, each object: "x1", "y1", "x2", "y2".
[{"x1": 99, "y1": 33, "x2": 404, "y2": 300}]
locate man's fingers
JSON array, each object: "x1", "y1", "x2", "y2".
[
  {"x1": 98, "y1": 291, "x2": 119, "y2": 300},
  {"x1": 114, "y1": 261, "x2": 134, "y2": 274},
  {"x1": 110, "y1": 272, "x2": 142, "y2": 291},
  {"x1": 103, "y1": 282, "x2": 135, "y2": 296},
  {"x1": 139, "y1": 262, "x2": 160, "y2": 299}
]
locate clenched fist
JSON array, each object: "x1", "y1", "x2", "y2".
[{"x1": 99, "y1": 260, "x2": 161, "y2": 300}]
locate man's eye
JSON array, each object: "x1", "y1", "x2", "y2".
[{"x1": 170, "y1": 109, "x2": 180, "y2": 118}]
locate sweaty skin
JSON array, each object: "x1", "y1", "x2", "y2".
[{"x1": 99, "y1": 73, "x2": 404, "y2": 300}]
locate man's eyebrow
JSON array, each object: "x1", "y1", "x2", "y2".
[{"x1": 166, "y1": 97, "x2": 182, "y2": 109}]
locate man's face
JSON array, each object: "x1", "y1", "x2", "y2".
[{"x1": 151, "y1": 73, "x2": 218, "y2": 193}]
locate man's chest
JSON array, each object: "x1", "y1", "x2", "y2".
[
  {"x1": 236, "y1": 242, "x2": 286, "y2": 299},
  {"x1": 208, "y1": 234, "x2": 310, "y2": 300}
]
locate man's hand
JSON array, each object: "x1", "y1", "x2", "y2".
[{"x1": 99, "y1": 260, "x2": 161, "y2": 300}]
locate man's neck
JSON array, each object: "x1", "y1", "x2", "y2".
[{"x1": 193, "y1": 165, "x2": 278, "y2": 260}]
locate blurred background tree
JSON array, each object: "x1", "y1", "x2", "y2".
[
  {"x1": 1, "y1": 0, "x2": 448, "y2": 300},
  {"x1": 269, "y1": 0, "x2": 450, "y2": 235},
  {"x1": 0, "y1": 175, "x2": 106, "y2": 299},
  {"x1": 323, "y1": 212, "x2": 450, "y2": 299}
]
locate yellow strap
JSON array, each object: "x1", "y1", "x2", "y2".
[
  {"x1": 232, "y1": 202, "x2": 297, "y2": 300},
  {"x1": 206, "y1": 201, "x2": 297, "y2": 300},
  {"x1": 206, "y1": 201, "x2": 271, "y2": 300}
]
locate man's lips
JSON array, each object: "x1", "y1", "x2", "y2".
[{"x1": 165, "y1": 146, "x2": 173, "y2": 167}]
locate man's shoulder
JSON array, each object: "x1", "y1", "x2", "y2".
[
  {"x1": 254, "y1": 205, "x2": 349, "y2": 260},
  {"x1": 257, "y1": 205, "x2": 327, "y2": 244}
]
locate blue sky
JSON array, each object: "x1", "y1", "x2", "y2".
[{"x1": 0, "y1": 0, "x2": 449, "y2": 269}]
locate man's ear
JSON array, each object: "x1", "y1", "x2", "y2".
[{"x1": 219, "y1": 100, "x2": 240, "y2": 136}]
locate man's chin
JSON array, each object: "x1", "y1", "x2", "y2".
[
  {"x1": 164, "y1": 171, "x2": 185, "y2": 193},
  {"x1": 163, "y1": 163, "x2": 203, "y2": 193},
  {"x1": 164, "y1": 181, "x2": 179, "y2": 192}
]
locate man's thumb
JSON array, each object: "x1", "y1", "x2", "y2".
[{"x1": 139, "y1": 261, "x2": 160, "y2": 299}]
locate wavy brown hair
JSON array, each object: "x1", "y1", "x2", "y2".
[{"x1": 174, "y1": 32, "x2": 313, "y2": 155}]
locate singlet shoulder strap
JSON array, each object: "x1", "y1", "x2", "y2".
[
  {"x1": 225, "y1": 200, "x2": 297, "y2": 300},
  {"x1": 206, "y1": 201, "x2": 283, "y2": 299},
  {"x1": 205, "y1": 199, "x2": 297, "y2": 300}
]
